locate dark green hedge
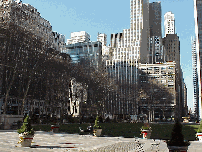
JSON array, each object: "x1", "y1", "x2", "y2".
[{"x1": 32, "y1": 123, "x2": 199, "y2": 141}]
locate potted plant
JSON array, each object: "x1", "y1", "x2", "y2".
[
  {"x1": 93, "y1": 116, "x2": 102, "y2": 137},
  {"x1": 167, "y1": 119, "x2": 190, "y2": 152},
  {"x1": 140, "y1": 123, "x2": 152, "y2": 139},
  {"x1": 17, "y1": 115, "x2": 34, "y2": 147},
  {"x1": 196, "y1": 121, "x2": 202, "y2": 142}
]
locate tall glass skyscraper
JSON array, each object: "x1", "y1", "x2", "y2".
[
  {"x1": 148, "y1": 2, "x2": 165, "y2": 64},
  {"x1": 192, "y1": 37, "x2": 199, "y2": 121},
  {"x1": 149, "y1": 2, "x2": 161, "y2": 37}
]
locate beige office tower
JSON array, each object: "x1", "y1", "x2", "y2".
[
  {"x1": 164, "y1": 12, "x2": 175, "y2": 37},
  {"x1": 110, "y1": 0, "x2": 150, "y2": 64},
  {"x1": 106, "y1": 0, "x2": 150, "y2": 115}
]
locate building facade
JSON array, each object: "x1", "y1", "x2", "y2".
[
  {"x1": 105, "y1": 59, "x2": 138, "y2": 116},
  {"x1": 194, "y1": 0, "x2": 202, "y2": 119},
  {"x1": 106, "y1": 0, "x2": 157, "y2": 118},
  {"x1": 97, "y1": 33, "x2": 107, "y2": 46},
  {"x1": 149, "y1": 36, "x2": 165, "y2": 64},
  {"x1": 97, "y1": 33, "x2": 110, "y2": 58},
  {"x1": 105, "y1": 0, "x2": 187, "y2": 121},
  {"x1": 0, "y1": 0, "x2": 53, "y2": 43},
  {"x1": 65, "y1": 41, "x2": 102, "y2": 69},
  {"x1": 110, "y1": 0, "x2": 150, "y2": 63},
  {"x1": 138, "y1": 62, "x2": 176, "y2": 121},
  {"x1": 67, "y1": 31, "x2": 90, "y2": 45},
  {"x1": 163, "y1": 34, "x2": 180, "y2": 70},
  {"x1": 0, "y1": 0, "x2": 70, "y2": 119},
  {"x1": 149, "y1": 2, "x2": 161, "y2": 37},
  {"x1": 148, "y1": 2, "x2": 165, "y2": 64},
  {"x1": 52, "y1": 31, "x2": 66, "y2": 52}
]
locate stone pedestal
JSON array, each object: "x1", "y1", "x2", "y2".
[{"x1": 167, "y1": 146, "x2": 188, "y2": 152}]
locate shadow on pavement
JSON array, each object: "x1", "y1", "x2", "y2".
[{"x1": 31, "y1": 145, "x2": 77, "y2": 149}]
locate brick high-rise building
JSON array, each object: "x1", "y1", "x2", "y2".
[{"x1": 163, "y1": 34, "x2": 180, "y2": 70}]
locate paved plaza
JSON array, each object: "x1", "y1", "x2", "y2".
[{"x1": 0, "y1": 131, "x2": 201, "y2": 152}]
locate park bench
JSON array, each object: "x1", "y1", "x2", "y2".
[{"x1": 79, "y1": 125, "x2": 93, "y2": 135}]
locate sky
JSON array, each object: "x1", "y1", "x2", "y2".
[{"x1": 22, "y1": 0, "x2": 195, "y2": 112}]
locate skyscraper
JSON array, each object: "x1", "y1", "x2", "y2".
[
  {"x1": 194, "y1": 0, "x2": 202, "y2": 119},
  {"x1": 163, "y1": 11, "x2": 187, "y2": 119},
  {"x1": 163, "y1": 34, "x2": 180, "y2": 70},
  {"x1": 163, "y1": 12, "x2": 181, "y2": 71},
  {"x1": 110, "y1": 0, "x2": 150, "y2": 63},
  {"x1": 149, "y1": 2, "x2": 162, "y2": 37},
  {"x1": 148, "y1": 2, "x2": 165, "y2": 64},
  {"x1": 192, "y1": 37, "x2": 199, "y2": 121},
  {"x1": 106, "y1": 0, "x2": 150, "y2": 116},
  {"x1": 105, "y1": 0, "x2": 186, "y2": 120},
  {"x1": 164, "y1": 12, "x2": 175, "y2": 37}
]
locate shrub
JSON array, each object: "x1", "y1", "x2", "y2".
[
  {"x1": 141, "y1": 123, "x2": 151, "y2": 130},
  {"x1": 197, "y1": 121, "x2": 202, "y2": 133},
  {"x1": 17, "y1": 115, "x2": 34, "y2": 136},
  {"x1": 94, "y1": 116, "x2": 101, "y2": 129},
  {"x1": 167, "y1": 119, "x2": 189, "y2": 146}
]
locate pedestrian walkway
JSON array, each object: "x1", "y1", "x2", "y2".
[{"x1": 0, "y1": 131, "x2": 201, "y2": 151}]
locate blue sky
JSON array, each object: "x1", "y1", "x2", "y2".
[{"x1": 22, "y1": 0, "x2": 195, "y2": 111}]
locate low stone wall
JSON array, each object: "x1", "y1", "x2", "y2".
[{"x1": 0, "y1": 114, "x2": 23, "y2": 129}]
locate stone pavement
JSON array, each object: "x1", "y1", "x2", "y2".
[{"x1": 0, "y1": 131, "x2": 201, "y2": 151}]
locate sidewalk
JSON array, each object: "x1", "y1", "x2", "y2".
[{"x1": 0, "y1": 131, "x2": 201, "y2": 151}]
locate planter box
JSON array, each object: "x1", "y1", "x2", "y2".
[
  {"x1": 51, "y1": 125, "x2": 59, "y2": 133},
  {"x1": 196, "y1": 133, "x2": 202, "y2": 142},
  {"x1": 141, "y1": 129, "x2": 152, "y2": 139},
  {"x1": 167, "y1": 146, "x2": 188, "y2": 152},
  {"x1": 93, "y1": 129, "x2": 102, "y2": 137},
  {"x1": 18, "y1": 133, "x2": 34, "y2": 147}
]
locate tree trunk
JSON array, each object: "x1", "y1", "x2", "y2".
[
  {"x1": 21, "y1": 77, "x2": 31, "y2": 115},
  {"x1": 3, "y1": 65, "x2": 17, "y2": 114}
]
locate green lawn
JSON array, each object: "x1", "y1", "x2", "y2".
[{"x1": 32, "y1": 123, "x2": 200, "y2": 141}]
